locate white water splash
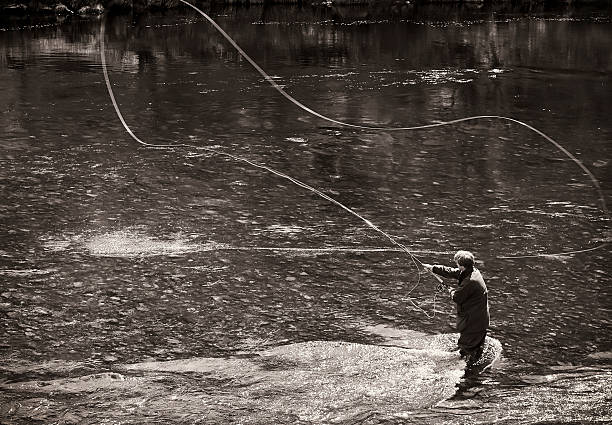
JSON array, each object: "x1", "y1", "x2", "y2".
[
  {"x1": 83, "y1": 229, "x2": 201, "y2": 257},
  {"x1": 2, "y1": 341, "x2": 465, "y2": 423}
]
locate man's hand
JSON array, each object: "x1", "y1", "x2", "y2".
[{"x1": 423, "y1": 263, "x2": 443, "y2": 283}]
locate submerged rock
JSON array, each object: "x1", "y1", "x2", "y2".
[
  {"x1": 77, "y1": 4, "x2": 104, "y2": 14},
  {"x1": 54, "y1": 3, "x2": 73, "y2": 14}
]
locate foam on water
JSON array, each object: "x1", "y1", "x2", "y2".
[
  {"x1": 43, "y1": 229, "x2": 212, "y2": 257},
  {"x1": 1, "y1": 340, "x2": 465, "y2": 423},
  {"x1": 43, "y1": 227, "x2": 453, "y2": 258},
  {"x1": 0, "y1": 268, "x2": 57, "y2": 276},
  {"x1": 83, "y1": 229, "x2": 201, "y2": 257},
  {"x1": 5, "y1": 332, "x2": 607, "y2": 424}
]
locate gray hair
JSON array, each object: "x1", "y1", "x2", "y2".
[{"x1": 454, "y1": 250, "x2": 475, "y2": 268}]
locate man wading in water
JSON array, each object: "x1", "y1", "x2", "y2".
[{"x1": 423, "y1": 250, "x2": 490, "y2": 362}]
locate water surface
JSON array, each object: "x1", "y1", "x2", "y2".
[{"x1": 1, "y1": 4, "x2": 610, "y2": 424}]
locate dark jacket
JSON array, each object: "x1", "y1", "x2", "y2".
[{"x1": 432, "y1": 266, "x2": 490, "y2": 333}]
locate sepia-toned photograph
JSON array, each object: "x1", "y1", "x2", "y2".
[{"x1": 1, "y1": 0, "x2": 610, "y2": 423}]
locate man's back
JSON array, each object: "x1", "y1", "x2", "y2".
[{"x1": 451, "y1": 268, "x2": 489, "y2": 333}]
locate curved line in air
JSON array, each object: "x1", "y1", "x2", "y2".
[
  {"x1": 100, "y1": 17, "x2": 444, "y2": 317},
  {"x1": 178, "y1": 0, "x2": 609, "y2": 259},
  {"x1": 100, "y1": 6, "x2": 608, "y2": 319}
]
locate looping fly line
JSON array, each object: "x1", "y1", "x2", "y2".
[
  {"x1": 177, "y1": 0, "x2": 608, "y2": 241},
  {"x1": 99, "y1": 4, "x2": 608, "y2": 317}
]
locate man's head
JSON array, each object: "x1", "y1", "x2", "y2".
[{"x1": 454, "y1": 250, "x2": 475, "y2": 269}]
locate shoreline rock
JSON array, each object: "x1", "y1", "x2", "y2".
[{"x1": 0, "y1": 0, "x2": 609, "y2": 17}]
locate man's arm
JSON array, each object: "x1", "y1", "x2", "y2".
[
  {"x1": 422, "y1": 264, "x2": 461, "y2": 280},
  {"x1": 450, "y1": 280, "x2": 473, "y2": 304}
]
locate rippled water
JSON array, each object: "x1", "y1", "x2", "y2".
[{"x1": 1, "y1": 4, "x2": 611, "y2": 424}]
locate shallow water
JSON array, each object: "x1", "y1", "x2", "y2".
[{"x1": 1, "y1": 4, "x2": 611, "y2": 424}]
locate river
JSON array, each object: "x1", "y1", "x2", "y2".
[{"x1": 1, "y1": 3, "x2": 610, "y2": 424}]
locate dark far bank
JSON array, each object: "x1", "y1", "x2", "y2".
[{"x1": 1, "y1": 0, "x2": 611, "y2": 21}]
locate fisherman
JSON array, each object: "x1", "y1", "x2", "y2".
[{"x1": 423, "y1": 250, "x2": 490, "y2": 361}]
